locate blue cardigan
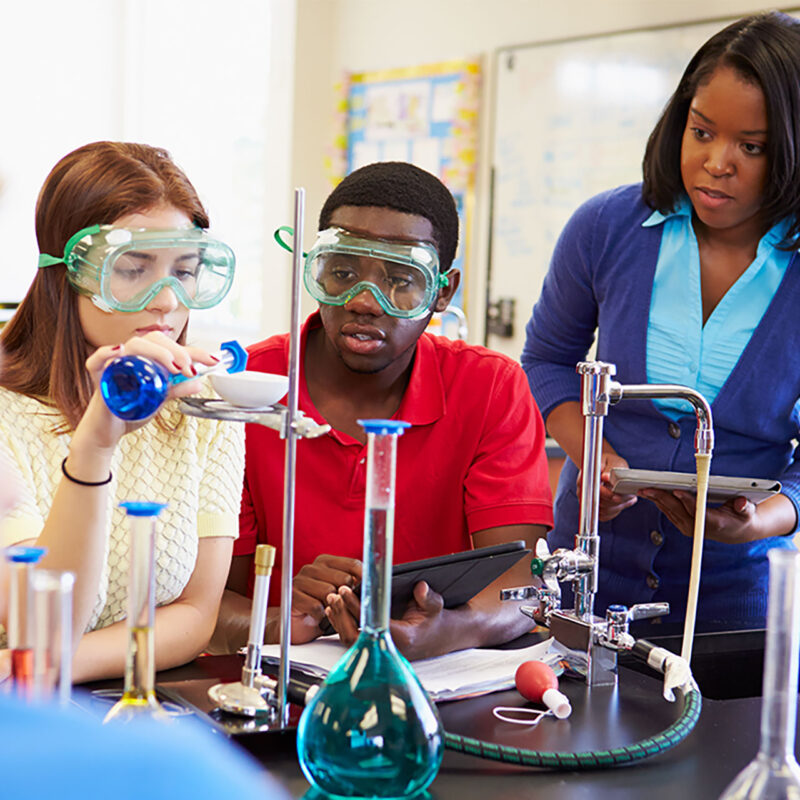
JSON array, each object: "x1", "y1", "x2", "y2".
[{"x1": 522, "y1": 183, "x2": 800, "y2": 629}]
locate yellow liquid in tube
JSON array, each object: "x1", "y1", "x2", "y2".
[{"x1": 104, "y1": 626, "x2": 169, "y2": 722}]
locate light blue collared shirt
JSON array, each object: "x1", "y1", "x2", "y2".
[{"x1": 644, "y1": 196, "x2": 793, "y2": 419}]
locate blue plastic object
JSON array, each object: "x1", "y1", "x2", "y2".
[
  {"x1": 100, "y1": 340, "x2": 248, "y2": 421},
  {"x1": 357, "y1": 418, "x2": 412, "y2": 436},
  {"x1": 4, "y1": 546, "x2": 47, "y2": 564},
  {"x1": 119, "y1": 502, "x2": 168, "y2": 517}
]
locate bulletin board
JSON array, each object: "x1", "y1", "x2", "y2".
[
  {"x1": 330, "y1": 60, "x2": 481, "y2": 337},
  {"x1": 488, "y1": 12, "x2": 799, "y2": 359}
]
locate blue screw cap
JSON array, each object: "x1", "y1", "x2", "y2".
[
  {"x1": 357, "y1": 419, "x2": 411, "y2": 436},
  {"x1": 220, "y1": 340, "x2": 248, "y2": 374},
  {"x1": 119, "y1": 501, "x2": 168, "y2": 517},
  {"x1": 5, "y1": 546, "x2": 47, "y2": 564}
]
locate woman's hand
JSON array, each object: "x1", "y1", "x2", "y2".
[
  {"x1": 640, "y1": 489, "x2": 760, "y2": 543},
  {"x1": 577, "y1": 451, "x2": 638, "y2": 521}
]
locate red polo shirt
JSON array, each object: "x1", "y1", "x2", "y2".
[{"x1": 236, "y1": 313, "x2": 553, "y2": 603}]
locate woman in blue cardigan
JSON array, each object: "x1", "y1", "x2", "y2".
[{"x1": 523, "y1": 11, "x2": 800, "y2": 631}]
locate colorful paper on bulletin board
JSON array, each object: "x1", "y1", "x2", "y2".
[{"x1": 331, "y1": 60, "x2": 480, "y2": 337}]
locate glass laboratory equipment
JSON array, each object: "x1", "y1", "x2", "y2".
[
  {"x1": 719, "y1": 548, "x2": 800, "y2": 799},
  {"x1": 32, "y1": 568, "x2": 74, "y2": 706},
  {"x1": 297, "y1": 419, "x2": 444, "y2": 799},
  {"x1": 5, "y1": 546, "x2": 47, "y2": 697},
  {"x1": 104, "y1": 502, "x2": 170, "y2": 724},
  {"x1": 100, "y1": 339, "x2": 247, "y2": 420}
]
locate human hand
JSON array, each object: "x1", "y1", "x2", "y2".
[
  {"x1": 287, "y1": 554, "x2": 362, "y2": 645},
  {"x1": 577, "y1": 451, "x2": 638, "y2": 521},
  {"x1": 639, "y1": 489, "x2": 759, "y2": 543},
  {"x1": 389, "y1": 582, "x2": 450, "y2": 661},
  {"x1": 326, "y1": 580, "x2": 451, "y2": 661},
  {"x1": 76, "y1": 332, "x2": 218, "y2": 449}
]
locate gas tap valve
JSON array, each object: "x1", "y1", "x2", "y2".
[{"x1": 600, "y1": 602, "x2": 670, "y2": 650}]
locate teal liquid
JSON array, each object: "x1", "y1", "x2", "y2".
[{"x1": 297, "y1": 631, "x2": 443, "y2": 798}]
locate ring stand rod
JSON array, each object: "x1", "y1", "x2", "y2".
[{"x1": 278, "y1": 188, "x2": 305, "y2": 726}]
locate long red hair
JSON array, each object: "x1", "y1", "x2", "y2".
[{"x1": 0, "y1": 142, "x2": 210, "y2": 429}]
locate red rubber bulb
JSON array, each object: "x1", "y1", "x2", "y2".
[{"x1": 515, "y1": 660, "x2": 558, "y2": 702}]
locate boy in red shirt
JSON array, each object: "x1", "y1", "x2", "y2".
[{"x1": 214, "y1": 162, "x2": 553, "y2": 660}]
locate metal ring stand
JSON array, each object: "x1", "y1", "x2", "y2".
[
  {"x1": 181, "y1": 188, "x2": 326, "y2": 730},
  {"x1": 178, "y1": 398, "x2": 329, "y2": 440}
]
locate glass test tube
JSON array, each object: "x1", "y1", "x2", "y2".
[
  {"x1": 104, "y1": 501, "x2": 169, "y2": 724},
  {"x1": 360, "y1": 421, "x2": 407, "y2": 635},
  {"x1": 32, "y1": 569, "x2": 74, "y2": 706},
  {"x1": 5, "y1": 546, "x2": 47, "y2": 697}
]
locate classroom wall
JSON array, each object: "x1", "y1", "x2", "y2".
[{"x1": 290, "y1": 0, "x2": 777, "y2": 341}]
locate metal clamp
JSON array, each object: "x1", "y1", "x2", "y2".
[
  {"x1": 178, "y1": 397, "x2": 330, "y2": 439},
  {"x1": 501, "y1": 585, "x2": 561, "y2": 623}
]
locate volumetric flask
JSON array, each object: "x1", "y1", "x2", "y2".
[
  {"x1": 32, "y1": 568, "x2": 74, "y2": 706},
  {"x1": 104, "y1": 501, "x2": 170, "y2": 724},
  {"x1": 5, "y1": 546, "x2": 47, "y2": 698},
  {"x1": 297, "y1": 419, "x2": 444, "y2": 798},
  {"x1": 719, "y1": 548, "x2": 800, "y2": 799}
]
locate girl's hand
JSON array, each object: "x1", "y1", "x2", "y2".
[{"x1": 75, "y1": 333, "x2": 220, "y2": 451}]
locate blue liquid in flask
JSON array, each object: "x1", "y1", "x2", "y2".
[{"x1": 297, "y1": 421, "x2": 443, "y2": 798}]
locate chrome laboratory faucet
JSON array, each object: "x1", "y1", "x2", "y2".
[{"x1": 503, "y1": 361, "x2": 714, "y2": 686}]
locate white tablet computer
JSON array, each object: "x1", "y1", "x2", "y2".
[{"x1": 609, "y1": 468, "x2": 781, "y2": 505}]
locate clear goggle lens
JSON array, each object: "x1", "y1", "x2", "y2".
[
  {"x1": 49, "y1": 225, "x2": 236, "y2": 312},
  {"x1": 303, "y1": 228, "x2": 443, "y2": 319}
]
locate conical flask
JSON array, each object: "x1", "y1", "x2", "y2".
[
  {"x1": 719, "y1": 548, "x2": 800, "y2": 799},
  {"x1": 104, "y1": 501, "x2": 170, "y2": 724},
  {"x1": 297, "y1": 419, "x2": 444, "y2": 798}
]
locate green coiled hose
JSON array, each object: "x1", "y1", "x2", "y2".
[{"x1": 444, "y1": 687, "x2": 701, "y2": 770}]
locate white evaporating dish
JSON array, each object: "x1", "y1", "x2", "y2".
[{"x1": 209, "y1": 371, "x2": 289, "y2": 408}]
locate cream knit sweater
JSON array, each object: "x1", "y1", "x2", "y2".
[{"x1": 0, "y1": 387, "x2": 244, "y2": 633}]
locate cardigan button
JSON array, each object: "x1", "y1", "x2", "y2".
[
  {"x1": 650, "y1": 530, "x2": 663, "y2": 546},
  {"x1": 668, "y1": 422, "x2": 681, "y2": 439},
  {"x1": 646, "y1": 573, "x2": 660, "y2": 590}
]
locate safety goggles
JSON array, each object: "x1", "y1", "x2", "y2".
[
  {"x1": 277, "y1": 226, "x2": 448, "y2": 319},
  {"x1": 38, "y1": 224, "x2": 236, "y2": 313}
]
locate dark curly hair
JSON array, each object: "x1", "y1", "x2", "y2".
[
  {"x1": 319, "y1": 161, "x2": 460, "y2": 270},
  {"x1": 642, "y1": 11, "x2": 800, "y2": 246}
]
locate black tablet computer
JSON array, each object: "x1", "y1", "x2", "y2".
[{"x1": 318, "y1": 540, "x2": 530, "y2": 634}]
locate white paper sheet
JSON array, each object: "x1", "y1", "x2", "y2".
[{"x1": 259, "y1": 637, "x2": 558, "y2": 701}]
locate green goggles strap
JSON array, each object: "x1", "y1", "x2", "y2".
[
  {"x1": 37, "y1": 224, "x2": 103, "y2": 270},
  {"x1": 274, "y1": 226, "x2": 308, "y2": 258},
  {"x1": 37, "y1": 254, "x2": 65, "y2": 268}
]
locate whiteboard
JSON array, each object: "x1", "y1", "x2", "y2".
[{"x1": 488, "y1": 15, "x2": 795, "y2": 359}]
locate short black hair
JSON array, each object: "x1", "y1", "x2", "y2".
[
  {"x1": 642, "y1": 11, "x2": 800, "y2": 246},
  {"x1": 318, "y1": 161, "x2": 460, "y2": 270}
]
